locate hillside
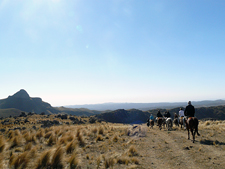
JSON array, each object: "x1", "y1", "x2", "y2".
[
  {"x1": 95, "y1": 109, "x2": 150, "y2": 124},
  {"x1": 54, "y1": 107, "x2": 102, "y2": 116},
  {"x1": 0, "y1": 108, "x2": 22, "y2": 118},
  {"x1": 95, "y1": 106, "x2": 225, "y2": 123}
]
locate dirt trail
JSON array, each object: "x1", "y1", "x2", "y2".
[{"x1": 130, "y1": 124, "x2": 225, "y2": 169}]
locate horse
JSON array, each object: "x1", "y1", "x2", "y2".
[
  {"x1": 162, "y1": 117, "x2": 166, "y2": 129},
  {"x1": 166, "y1": 117, "x2": 173, "y2": 130},
  {"x1": 149, "y1": 119, "x2": 154, "y2": 129},
  {"x1": 156, "y1": 117, "x2": 163, "y2": 130},
  {"x1": 179, "y1": 117, "x2": 186, "y2": 129},
  {"x1": 147, "y1": 119, "x2": 150, "y2": 127},
  {"x1": 173, "y1": 117, "x2": 179, "y2": 127},
  {"x1": 186, "y1": 117, "x2": 200, "y2": 143}
]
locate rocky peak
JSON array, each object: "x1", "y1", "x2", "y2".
[{"x1": 12, "y1": 89, "x2": 30, "y2": 99}]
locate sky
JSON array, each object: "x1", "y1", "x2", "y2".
[{"x1": 1, "y1": 0, "x2": 225, "y2": 107}]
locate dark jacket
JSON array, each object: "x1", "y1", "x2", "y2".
[
  {"x1": 184, "y1": 104, "x2": 195, "y2": 117},
  {"x1": 164, "y1": 111, "x2": 171, "y2": 118},
  {"x1": 157, "y1": 112, "x2": 163, "y2": 117}
]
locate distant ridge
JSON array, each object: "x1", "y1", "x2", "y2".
[{"x1": 66, "y1": 100, "x2": 225, "y2": 111}]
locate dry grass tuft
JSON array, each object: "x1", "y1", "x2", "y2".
[
  {"x1": 69, "y1": 153, "x2": 80, "y2": 169},
  {"x1": 131, "y1": 157, "x2": 139, "y2": 164},
  {"x1": 112, "y1": 135, "x2": 119, "y2": 142},
  {"x1": 96, "y1": 135, "x2": 104, "y2": 142},
  {"x1": 96, "y1": 155, "x2": 101, "y2": 169},
  {"x1": 11, "y1": 151, "x2": 30, "y2": 169},
  {"x1": 66, "y1": 141, "x2": 77, "y2": 154},
  {"x1": 0, "y1": 136, "x2": 6, "y2": 153},
  {"x1": 104, "y1": 157, "x2": 115, "y2": 168},
  {"x1": 128, "y1": 145, "x2": 138, "y2": 157},
  {"x1": 47, "y1": 133, "x2": 57, "y2": 146},
  {"x1": 44, "y1": 131, "x2": 53, "y2": 139},
  {"x1": 51, "y1": 147, "x2": 64, "y2": 169},
  {"x1": 98, "y1": 126, "x2": 104, "y2": 135},
  {"x1": 117, "y1": 156, "x2": 129, "y2": 164},
  {"x1": 77, "y1": 134, "x2": 85, "y2": 147},
  {"x1": 36, "y1": 150, "x2": 52, "y2": 169},
  {"x1": 36, "y1": 129, "x2": 44, "y2": 139},
  {"x1": 24, "y1": 142, "x2": 32, "y2": 151},
  {"x1": 91, "y1": 127, "x2": 98, "y2": 135},
  {"x1": 10, "y1": 136, "x2": 22, "y2": 149}
]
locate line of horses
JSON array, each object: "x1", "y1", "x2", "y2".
[{"x1": 147, "y1": 116, "x2": 200, "y2": 143}]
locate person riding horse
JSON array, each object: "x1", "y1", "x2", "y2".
[
  {"x1": 178, "y1": 107, "x2": 185, "y2": 128},
  {"x1": 184, "y1": 101, "x2": 200, "y2": 142},
  {"x1": 163, "y1": 111, "x2": 171, "y2": 118},
  {"x1": 184, "y1": 101, "x2": 195, "y2": 118},
  {"x1": 157, "y1": 110, "x2": 163, "y2": 118}
]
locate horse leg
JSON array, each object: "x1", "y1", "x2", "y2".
[
  {"x1": 190, "y1": 128, "x2": 194, "y2": 143},
  {"x1": 187, "y1": 127, "x2": 190, "y2": 140},
  {"x1": 196, "y1": 126, "x2": 200, "y2": 136}
]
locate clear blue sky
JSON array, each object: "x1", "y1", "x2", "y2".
[{"x1": 1, "y1": 0, "x2": 225, "y2": 106}]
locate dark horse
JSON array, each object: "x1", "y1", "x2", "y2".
[
  {"x1": 186, "y1": 117, "x2": 200, "y2": 143},
  {"x1": 147, "y1": 119, "x2": 154, "y2": 129},
  {"x1": 149, "y1": 120, "x2": 154, "y2": 129},
  {"x1": 156, "y1": 117, "x2": 163, "y2": 130},
  {"x1": 173, "y1": 117, "x2": 179, "y2": 127}
]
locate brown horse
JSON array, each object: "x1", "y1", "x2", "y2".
[
  {"x1": 149, "y1": 119, "x2": 154, "y2": 129},
  {"x1": 179, "y1": 117, "x2": 185, "y2": 129},
  {"x1": 156, "y1": 117, "x2": 163, "y2": 130},
  {"x1": 186, "y1": 117, "x2": 200, "y2": 143},
  {"x1": 173, "y1": 117, "x2": 179, "y2": 127}
]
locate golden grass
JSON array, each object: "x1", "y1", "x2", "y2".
[
  {"x1": 10, "y1": 135, "x2": 22, "y2": 149},
  {"x1": 104, "y1": 157, "x2": 115, "y2": 168},
  {"x1": 47, "y1": 133, "x2": 57, "y2": 146},
  {"x1": 66, "y1": 141, "x2": 77, "y2": 154},
  {"x1": 96, "y1": 134, "x2": 104, "y2": 142},
  {"x1": 51, "y1": 147, "x2": 64, "y2": 169},
  {"x1": 0, "y1": 136, "x2": 6, "y2": 153},
  {"x1": 98, "y1": 126, "x2": 104, "y2": 135},
  {"x1": 69, "y1": 153, "x2": 80, "y2": 169},
  {"x1": 77, "y1": 133, "x2": 85, "y2": 147},
  {"x1": 128, "y1": 145, "x2": 138, "y2": 157},
  {"x1": 11, "y1": 151, "x2": 30, "y2": 169},
  {"x1": 36, "y1": 149, "x2": 52, "y2": 169}
]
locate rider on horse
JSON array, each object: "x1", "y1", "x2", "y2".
[
  {"x1": 178, "y1": 107, "x2": 185, "y2": 127},
  {"x1": 157, "y1": 110, "x2": 163, "y2": 117},
  {"x1": 163, "y1": 111, "x2": 171, "y2": 118},
  {"x1": 184, "y1": 101, "x2": 195, "y2": 117},
  {"x1": 150, "y1": 114, "x2": 154, "y2": 120},
  {"x1": 184, "y1": 101, "x2": 195, "y2": 128}
]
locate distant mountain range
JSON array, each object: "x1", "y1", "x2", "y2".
[
  {"x1": 1, "y1": 89, "x2": 225, "y2": 122},
  {"x1": 66, "y1": 100, "x2": 225, "y2": 111}
]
